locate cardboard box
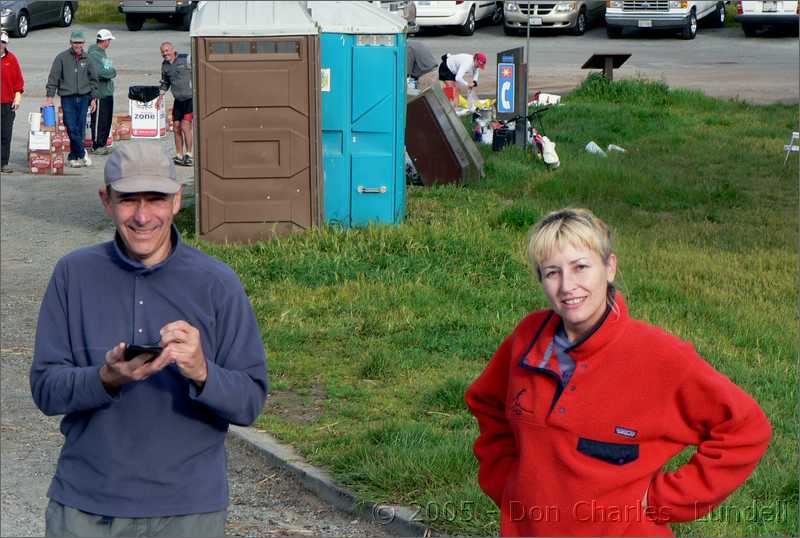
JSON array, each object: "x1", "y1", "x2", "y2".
[
  {"x1": 114, "y1": 115, "x2": 131, "y2": 140},
  {"x1": 28, "y1": 150, "x2": 52, "y2": 174},
  {"x1": 29, "y1": 131, "x2": 51, "y2": 151},
  {"x1": 129, "y1": 98, "x2": 166, "y2": 138}
]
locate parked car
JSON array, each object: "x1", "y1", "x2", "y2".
[
  {"x1": 0, "y1": 1, "x2": 77, "y2": 38},
  {"x1": 414, "y1": 0, "x2": 503, "y2": 35},
  {"x1": 605, "y1": 0, "x2": 726, "y2": 39},
  {"x1": 370, "y1": 0, "x2": 419, "y2": 32},
  {"x1": 735, "y1": 0, "x2": 798, "y2": 35},
  {"x1": 504, "y1": 1, "x2": 605, "y2": 35},
  {"x1": 118, "y1": 0, "x2": 197, "y2": 32}
]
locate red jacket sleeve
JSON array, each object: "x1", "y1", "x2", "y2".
[
  {"x1": 465, "y1": 333, "x2": 518, "y2": 507},
  {"x1": 13, "y1": 54, "x2": 24, "y2": 94},
  {"x1": 647, "y1": 344, "x2": 771, "y2": 522}
]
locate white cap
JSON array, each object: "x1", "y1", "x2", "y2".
[
  {"x1": 96, "y1": 29, "x2": 115, "y2": 41},
  {"x1": 1, "y1": 32, "x2": 9, "y2": 43}
]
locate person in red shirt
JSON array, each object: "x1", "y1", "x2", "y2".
[
  {"x1": 465, "y1": 208, "x2": 771, "y2": 536},
  {"x1": 1, "y1": 31, "x2": 24, "y2": 173}
]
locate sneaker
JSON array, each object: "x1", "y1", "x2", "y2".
[
  {"x1": 82, "y1": 154, "x2": 92, "y2": 167},
  {"x1": 183, "y1": 155, "x2": 193, "y2": 166},
  {"x1": 1, "y1": 165, "x2": 13, "y2": 173},
  {"x1": 96, "y1": 146, "x2": 112, "y2": 156},
  {"x1": 173, "y1": 155, "x2": 185, "y2": 165},
  {"x1": 68, "y1": 159, "x2": 84, "y2": 168},
  {"x1": 87, "y1": 147, "x2": 97, "y2": 154}
]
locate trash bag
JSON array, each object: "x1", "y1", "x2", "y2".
[
  {"x1": 128, "y1": 85, "x2": 161, "y2": 103},
  {"x1": 540, "y1": 136, "x2": 560, "y2": 169}
]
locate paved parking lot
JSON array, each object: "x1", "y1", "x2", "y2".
[{"x1": 415, "y1": 21, "x2": 799, "y2": 104}]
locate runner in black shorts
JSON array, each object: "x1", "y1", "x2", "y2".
[
  {"x1": 157, "y1": 42, "x2": 193, "y2": 166},
  {"x1": 172, "y1": 97, "x2": 192, "y2": 122}
]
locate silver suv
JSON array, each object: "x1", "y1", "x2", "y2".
[
  {"x1": 118, "y1": 0, "x2": 197, "y2": 32},
  {"x1": 504, "y1": 1, "x2": 606, "y2": 35}
]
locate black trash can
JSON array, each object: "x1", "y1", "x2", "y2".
[{"x1": 492, "y1": 127, "x2": 514, "y2": 152}]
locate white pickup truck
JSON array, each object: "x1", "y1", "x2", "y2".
[{"x1": 605, "y1": 0, "x2": 727, "y2": 39}]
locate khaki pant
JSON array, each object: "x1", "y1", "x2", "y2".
[{"x1": 45, "y1": 500, "x2": 227, "y2": 537}]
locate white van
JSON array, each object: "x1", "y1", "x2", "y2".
[{"x1": 605, "y1": 0, "x2": 727, "y2": 39}]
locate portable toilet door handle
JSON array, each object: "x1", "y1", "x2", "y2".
[{"x1": 357, "y1": 185, "x2": 387, "y2": 194}]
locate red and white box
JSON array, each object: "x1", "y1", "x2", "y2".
[{"x1": 129, "y1": 98, "x2": 166, "y2": 139}]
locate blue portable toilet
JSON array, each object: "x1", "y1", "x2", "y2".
[{"x1": 307, "y1": 1, "x2": 407, "y2": 227}]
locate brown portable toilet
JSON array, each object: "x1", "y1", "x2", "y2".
[{"x1": 191, "y1": 1, "x2": 323, "y2": 243}]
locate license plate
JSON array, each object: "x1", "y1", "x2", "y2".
[
  {"x1": 763, "y1": 1, "x2": 778, "y2": 12},
  {"x1": 529, "y1": 16, "x2": 543, "y2": 25},
  {"x1": 638, "y1": 19, "x2": 653, "y2": 27}
]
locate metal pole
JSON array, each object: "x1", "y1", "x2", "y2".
[{"x1": 521, "y1": 11, "x2": 532, "y2": 151}]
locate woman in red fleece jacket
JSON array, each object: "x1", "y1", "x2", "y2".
[{"x1": 465, "y1": 208, "x2": 771, "y2": 537}]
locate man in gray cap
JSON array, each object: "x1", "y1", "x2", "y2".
[
  {"x1": 45, "y1": 30, "x2": 98, "y2": 168},
  {"x1": 31, "y1": 143, "x2": 268, "y2": 537}
]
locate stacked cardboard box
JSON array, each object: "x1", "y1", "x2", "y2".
[
  {"x1": 113, "y1": 115, "x2": 132, "y2": 141},
  {"x1": 28, "y1": 129, "x2": 65, "y2": 175}
]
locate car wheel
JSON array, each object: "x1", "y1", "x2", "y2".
[
  {"x1": 606, "y1": 25, "x2": 622, "y2": 38},
  {"x1": 125, "y1": 13, "x2": 144, "y2": 31},
  {"x1": 458, "y1": 7, "x2": 476, "y2": 36},
  {"x1": 709, "y1": 1, "x2": 725, "y2": 27},
  {"x1": 742, "y1": 22, "x2": 758, "y2": 36},
  {"x1": 571, "y1": 8, "x2": 587, "y2": 35},
  {"x1": 59, "y1": 3, "x2": 73, "y2": 27},
  {"x1": 12, "y1": 10, "x2": 29, "y2": 38},
  {"x1": 680, "y1": 10, "x2": 697, "y2": 39}
]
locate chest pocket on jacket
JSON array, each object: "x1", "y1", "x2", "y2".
[{"x1": 577, "y1": 437, "x2": 639, "y2": 465}]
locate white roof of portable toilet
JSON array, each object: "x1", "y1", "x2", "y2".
[
  {"x1": 191, "y1": 1, "x2": 318, "y2": 37},
  {"x1": 307, "y1": 1, "x2": 406, "y2": 34}
]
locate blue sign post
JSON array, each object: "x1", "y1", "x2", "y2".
[{"x1": 497, "y1": 62, "x2": 515, "y2": 114}]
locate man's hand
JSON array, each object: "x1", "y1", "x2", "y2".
[
  {"x1": 99, "y1": 342, "x2": 171, "y2": 392},
  {"x1": 89, "y1": 99, "x2": 97, "y2": 113},
  {"x1": 160, "y1": 321, "x2": 208, "y2": 388}
]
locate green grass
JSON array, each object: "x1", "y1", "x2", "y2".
[
  {"x1": 176, "y1": 75, "x2": 798, "y2": 536},
  {"x1": 75, "y1": 0, "x2": 124, "y2": 24}
]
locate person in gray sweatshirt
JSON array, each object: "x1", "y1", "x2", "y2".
[
  {"x1": 156, "y1": 41, "x2": 193, "y2": 167},
  {"x1": 45, "y1": 30, "x2": 98, "y2": 168}
]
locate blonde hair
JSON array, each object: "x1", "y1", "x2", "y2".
[{"x1": 527, "y1": 208, "x2": 614, "y2": 281}]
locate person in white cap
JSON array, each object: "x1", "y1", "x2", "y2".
[
  {"x1": 1, "y1": 30, "x2": 24, "y2": 173},
  {"x1": 88, "y1": 29, "x2": 117, "y2": 156}
]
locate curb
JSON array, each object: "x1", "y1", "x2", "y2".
[{"x1": 229, "y1": 425, "x2": 434, "y2": 537}]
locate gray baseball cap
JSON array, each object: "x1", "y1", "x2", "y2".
[{"x1": 104, "y1": 143, "x2": 180, "y2": 194}]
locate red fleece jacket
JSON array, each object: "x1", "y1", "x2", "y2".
[
  {"x1": 465, "y1": 293, "x2": 771, "y2": 536},
  {"x1": 1, "y1": 50, "x2": 24, "y2": 104}
]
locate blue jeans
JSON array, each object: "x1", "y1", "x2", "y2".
[{"x1": 61, "y1": 94, "x2": 90, "y2": 160}]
